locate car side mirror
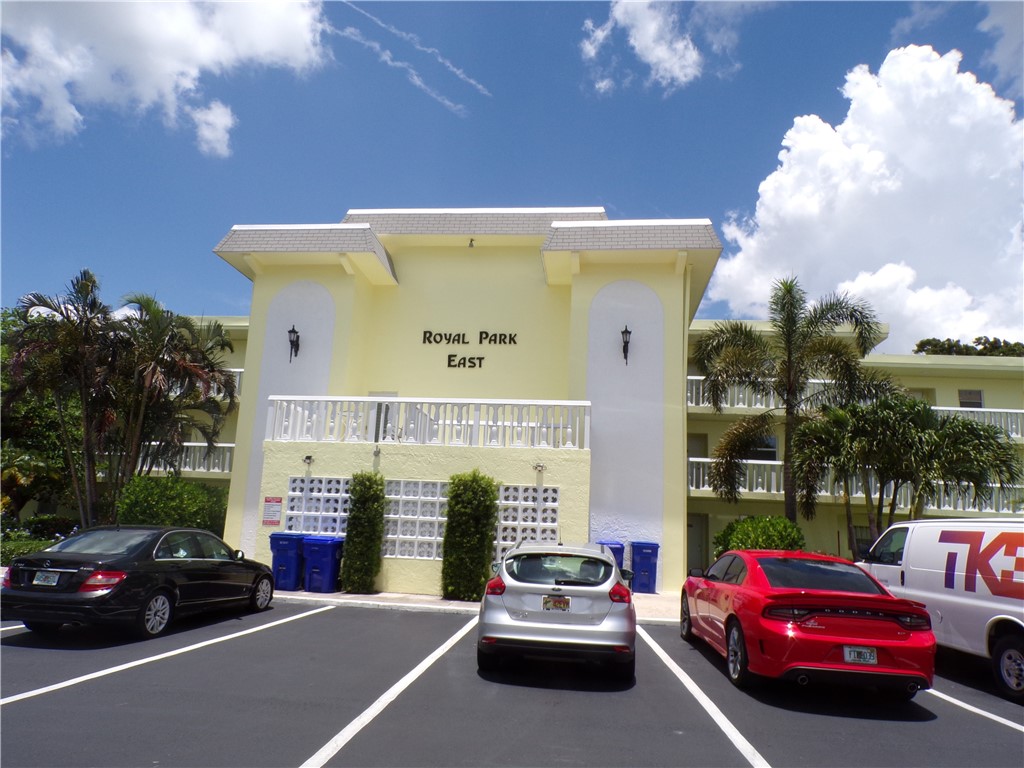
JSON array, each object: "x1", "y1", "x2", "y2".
[
  {"x1": 234, "y1": 550, "x2": 245, "y2": 561},
  {"x1": 688, "y1": 567, "x2": 705, "y2": 577},
  {"x1": 491, "y1": 562, "x2": 500, "y2": 574},
  {"x1": 620, "y1": 568, "x2": 634, "y2": 582}
]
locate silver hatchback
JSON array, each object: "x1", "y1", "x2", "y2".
[{"x1": 476, "y1": 542, "x2": 637, "y2": 680}]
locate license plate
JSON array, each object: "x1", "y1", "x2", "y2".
[
  {"x1": 32, "y1": 571, "x2": 59, "y2": 587},
  {"x1": 844, "y1": 645, "x2": 877, "y2": 665},
  {"x1": 543, "y1": 595, "x2": 570, "y2": 612}
]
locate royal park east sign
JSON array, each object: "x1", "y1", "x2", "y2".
[{"x1": 422, "y1": 329, "x2": 518, "y2": 368}]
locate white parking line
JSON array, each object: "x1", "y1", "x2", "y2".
[
  {"x1": 638, "y1": 626, "x2": 772, "y2": 768},
  {"x1": 300, "y1": 615, "x2": 479, "y2": 768},
  {"x1": 925, "y1": 688, "x2": 1024, "y2": 732},
  {"x1": 0, "y1": 606, "x2": 335, "y2": 706}
]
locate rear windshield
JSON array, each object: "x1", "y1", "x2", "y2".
[
  {"x1": 758, "y1": 557, "x2": 884, "y2": 594},
  {"x1": 506, "y1": 554, "x2": 613, "y2": 586},
  {"x1": 45, "y1": 529, "x2": 156, "y2": 556}
]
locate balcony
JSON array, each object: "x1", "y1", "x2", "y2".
[
  {"x1": 686, "y1": 377, "x2": 1023, "y2": 438},
  {"x1": 147, "y1": 442, "x2": 234, "y2": 475},
  {"x1": 266, "y1": 396, "x2": 591, "y2": 450},
  {"x1": 688, "y1": 458, "x2": 1021, "y2": 514}
]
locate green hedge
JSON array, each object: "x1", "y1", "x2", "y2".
[
  {"x1": 117, "y1": 476, "x2": 227, "y2": 535},
  {"x1": 712, "y1": 515, "x2": 806, "y2": 559},
  {"x1": 340, "y1": 471, "x2": 386, "y2": 593},
  {"x1": 1, "y1": 538, "x2": 56, "y2": 566},
  {"x1": 440, "y1": 469, "x2": 499, "y2": 602}
]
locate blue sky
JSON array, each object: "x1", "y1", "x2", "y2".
[{"x1": 2, "y1": 1, "x2": 1022, "y2": 353}]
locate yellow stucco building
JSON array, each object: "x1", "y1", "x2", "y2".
[{"x1": 204, "y1": 207, "x2": 1022, "y2": 596}]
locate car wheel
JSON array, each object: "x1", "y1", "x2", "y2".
[
  {"x1": 136, "y1": 591, "x2": 173, "y2": 639},
  {"x1": 992, "y1": 635, "x2": 1024, "y2": 701},
  {"x1": 249, "y1": 575, "x2": 274, "y2": 612},
  {"x1": 477, "y1": 647, "x2": 500, "y2": 673},
  {"x1": 680, "y1": 591, "x2": 693, "y2": 641},
  {"x1": 23, "y1": 621, "x2": 62, "y2": 635},
  {"x1": 726, "y1": 620, "x2": 752, "y2": 688}
]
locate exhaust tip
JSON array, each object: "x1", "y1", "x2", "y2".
[{"x1": 796, "y1": 674, "x2": 810, "y2": 686}]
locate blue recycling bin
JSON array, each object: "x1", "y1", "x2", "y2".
[
  {"x1": 303, "y1": 536, "x2": 344, "y2": 593},
  {"x1": 631, "y1": 541, "x2": 660, "y2": 594},
  {"x1": 269, "y1": 532, "x2": 305, "y2": 591},
  {"x1": 597, "y1": 540, "x2": 625, "y2": 571}
]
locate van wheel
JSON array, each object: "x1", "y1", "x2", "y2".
[{"x1": 992, "y1": 635, "x2": 1024, "y2": 701}]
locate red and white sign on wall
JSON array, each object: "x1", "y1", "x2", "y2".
[{"x1": 262, "y1": 497, "x2": 282, "y2": 526}]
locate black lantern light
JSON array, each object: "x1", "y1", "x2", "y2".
[
  {"x1": 621, "y1": 325, "x2": 631, "y2": 365},
  {"x1": 288, "y1": 325, "x2": 300, "y2": 362}
]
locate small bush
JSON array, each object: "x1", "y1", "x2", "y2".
[
  {"x1": 117, "y1": 476, "x2": 227, "y2": 535},
  {"x1": 23, "y1": 515, "x2": 79, "y2": 540},
  {"x1": 712, "y1": 515, "x2": 805, "y2": 559},
  {"x1": 441, "y1": 469, "x2": 499, "y2": 602},
  {"x1": 340, "y1": 471, "x2": 386, "y2": 594},
  {"x1": 1, "y1": 538, "x2": 55, "y2": 566}
]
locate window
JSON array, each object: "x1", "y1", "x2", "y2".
[
  {"x1": 742, "y1": 436, "x2": 777, "y2": 461},
  {"x1": 706, "y1": 555, "x2": 736, "y2": 582},
  {"x1": 958, "y1": 389, "x2": 984, "y2": 408},
  {"x1": 757, "y1": 557, "x2": 884, "y2": 594},
  {"x1": 506, "y1": 554, "x2": 612, "y2": 586},
  {"x1": 867, "y1": 527, "x2": 908, "y2": 566},
  {"x1": 155, "y1": 532, "x2": 199, "y2": 560},
  {"x1": 722, "y1": 557, "x2": 748, "y2": 585},
  {"x1": 197, "y1": 532, "x2": 233, "y2": 560}
]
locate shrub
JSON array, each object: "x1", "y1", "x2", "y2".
[
  {"x1": 441, "y1": 469, "x2": 499, "y2": 602},
  {"x1": 1, "y1": 538, "x2": 55, "y2": 566},
  {"x1": 22, "y1": 515, "x2": 79, "y2": 540},
  {"x1": 712, "y1": 515, "x2": 805, "y2": 559},
  {"x1": 340, "y1": 471, "x2": 386, "y2": 593},
  {"x1": 117, "y1": 476, "x2": 227, "y2": 536}
]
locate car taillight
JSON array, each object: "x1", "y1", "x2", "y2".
[
  {"x1": 895, "y1": 612, "x2": 931, "y2": 630},
  {"x1": 609, "y1": 582, "x2": 632, "y2": 603},
  {"x1": 2, "y1": 570, "x2": 10, "y2": 589},
  {"x1": 78, "y1": 571, "x2": 128, "y2": 593},
  {"x1": 763, "y1": 606, "x2": 812, "y2": 621},
  {"x1": 485, "y1": 575, "x2": 506, "y2": 596}
]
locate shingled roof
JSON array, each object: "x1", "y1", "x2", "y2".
[
  {"x1": 542, "y1": 220, "x2": 722, "y2": 252},
  {"x1": 342, "y1": 207, "x2": 608, "y2": 235},
  {"x1": 213, "y1": 223, "x2": 384, "y2": 255}
]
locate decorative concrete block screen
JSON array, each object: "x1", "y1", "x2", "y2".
[{"x1": 284, "y1": 476, "x2": 559, "y2": 559}]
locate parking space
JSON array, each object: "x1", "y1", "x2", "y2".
[{"x1": 3, "y1": 604, "x2": 1022, "y2": 768}]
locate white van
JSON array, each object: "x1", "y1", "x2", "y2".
[{"x1": 859, "y1": 518, "x2": 1024, "y2": 700}]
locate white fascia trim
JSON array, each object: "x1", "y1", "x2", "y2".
[
  {"x1": 230, "y1": 223, "x2": 372, "y2": 231},
  {"x1": 346, "y1": 207, "x2": 607, "y2": 215},
  {"x1": 550, "y1": 218, "x2": 712, "y2": 228}
]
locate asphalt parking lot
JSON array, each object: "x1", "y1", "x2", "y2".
[{"x1": 2, "y1": 596, "x2": 1022, "y2": 768}]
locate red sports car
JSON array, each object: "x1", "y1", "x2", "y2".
[{"x1": 681, "y1": 550, "x2": 935, "y2": 700}]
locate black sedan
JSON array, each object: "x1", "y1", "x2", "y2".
[{"x1": 1, "y1": 526, "x2": 273, "y2": 638}]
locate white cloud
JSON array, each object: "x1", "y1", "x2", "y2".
[
  {"x1": 581, "y1": 1, "x2": 701, "y2": 93},
  {"x1": 1, "y1": 0, "x2": 328, "y2": 154},
  {"x1": 977, "y1": 0, "x2": 1024, "y2": 99},
  {"x1": 190, "y1": 100, "x2": 236, "y2": 158},
  {"x1": 708, "y1": 45, "x2": 1023, "y2": 353}
]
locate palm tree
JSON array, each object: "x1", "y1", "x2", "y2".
[
  {"x1": 794, "y1": 394, "x2": 1022, "y2": 549},
  {"x1": 13, "y1": 270, "x2": 116, "y2": 527},
  {"x1": 8, "y1": 273, "x2": 239, "y2": 527},
  {"x1": 693, "y1": 277, "x2": 891, "y2": 523},
  {"x1": 108, "y1": 295, "x2": 238, "y2": 512}
]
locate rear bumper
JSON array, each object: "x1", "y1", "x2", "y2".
[
  {"x1": 0, "y1": 590, "x2": 136, "y2": 626},
  {"x1": 777, "y1": 666, "x2": 931, "y2": 692},
  {"x1": 478, "y1": 636, "x2": 635, "y2": 663}
]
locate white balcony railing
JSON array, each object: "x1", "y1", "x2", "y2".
[
  {"x1": 266, "y1": 397, "x2": 590, "y2": 450},
  {"x1": 147, "y1": 442, "x2": 234, "y2": 474},
  {"x1": 686, "y1": 377, "x2": 1022, "y2": 438},
  {"x1": 688, "y1": 458, "x2": 1021, "y2": 514}
]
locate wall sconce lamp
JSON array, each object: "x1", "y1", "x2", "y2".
[
  {"x1": 303, "y1": 455, "x2": 314, "y2": 465},
  {"x1": 533, "y1": 463, "x2": 546, "y2": 472},
  {"x1": 621, "y1": 325, "x2": 632, "y2": 365},
  {"x1": 288, "y1": 325, "x2": 301, "y2": 362},
  {"x1": 468, "y1": 238, "x2": 475, "y2": 248}
]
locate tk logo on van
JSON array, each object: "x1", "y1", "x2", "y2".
[{"x1": 938, "y1": 530, "x2": 1024, "y2": 600}]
